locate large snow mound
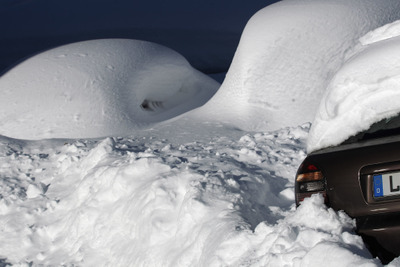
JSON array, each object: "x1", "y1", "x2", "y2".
[
  {"x1": 308, "y1": 20, "x2": 400, "y2": 152},
  {"x1": 0, "y1": 39, "x2": 219, "y2": 140},
  {"x1": 198, "y1": 0, "x2": 400, "y2": 131}
]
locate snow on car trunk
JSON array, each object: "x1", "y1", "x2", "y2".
[{"x1": 308, "y1": 20, "x2": 400, "y2": 152}]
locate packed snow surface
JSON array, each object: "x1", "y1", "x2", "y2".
[
  {"x1": 199, "y1": 0, "x2": 400, "y2": 131},
  {"x1": 0, "y1": 39, "x2": 219, "y2": 140},
  {"x1": 308, "y1": 20, "x2": 400, "y2": 152}
]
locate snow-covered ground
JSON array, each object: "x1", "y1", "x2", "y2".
[
  {"x1": 2, "y1": 0, "x2": 400, "y2": 266},
  {"x1": 0, "y1": 123, "x2": 380, "y2": 266}
]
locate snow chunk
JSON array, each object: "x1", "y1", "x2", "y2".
[
  {"x1": 198, "y1": 0, "x2": 400, "y2": 131},
  {"x1": 285, "y1": 194, "x2": 354, "y2": 235},
  {"x1": 308, "y1": 32, "x2": 400, "y2": 152},
  {"x1": 26, "y1": 184, "x2": 42, "y2": 199},
  {"x1": 0, "y1": 39, "x2": 219, "y2": 140}
]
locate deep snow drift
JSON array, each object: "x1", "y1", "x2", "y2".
[
  {"x1": 199, "y1": 0, "x2": 400, "y2": 131},
  {"x1": 0, "y1": 39, "x2": 219, "y2": 140},
  {"x1": 308, "y1": 20, "x2": 400, "y2": 152}
]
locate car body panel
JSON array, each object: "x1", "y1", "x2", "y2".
[{"x1": 296, "y1": 135, "x2": 400, "y2": 257}]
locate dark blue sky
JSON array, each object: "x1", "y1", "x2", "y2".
[{"x1": 0, "y1": 0, "x2": 279, "y2": 74}]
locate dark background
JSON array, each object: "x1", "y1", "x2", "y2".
[{"x1": 0, "y1": 0, "x2": 279, "y2": 75}]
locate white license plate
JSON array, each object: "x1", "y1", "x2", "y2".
[{"x1": 373, "y1": 172, "x2": 400, "y2": 198}]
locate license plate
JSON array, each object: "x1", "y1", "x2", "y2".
[{"x1": 373, "y1": 172, "x2": 400, "y2": 198}]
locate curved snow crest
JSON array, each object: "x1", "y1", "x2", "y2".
[
  {"x1": 308, "y1": 26, "x2": 400, "y2": 152},
  {"x1": 0, "y1": 39, "x2": 219, "y2": 140},
  {"x1": 198, "y1": 0, "x2": 400, "y2": 131},
  {"x1": 360, "y1": 19, "x2": 400, "y2": 46}
]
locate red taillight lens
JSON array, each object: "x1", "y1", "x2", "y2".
[
  {"x1": 295, "y1": 163, "x2": 327, "y2": 205},
  {"x1": 306, "y1": 164, "x2": 318, "y2": 172}
]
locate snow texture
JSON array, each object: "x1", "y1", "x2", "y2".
[
  {"x1": 0, "y1": 124, "x2": 382, "y2": 266},
  {"x1": 199, "y1": 0, "x2": 400, "y2": 131},
  {"x1": 0, "y1": 39, "x2": 219, "y2": 140},
  {"x1": 308, "y1": 20, "x2": 400, "y2": 152}
]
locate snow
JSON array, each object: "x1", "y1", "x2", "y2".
[
  {"x1": 2, "y1": 0, "x2": 400, "y2": 266},
  {"x1": 0, "y1": 39, "x2": 219, "y2": 140},
  {"x1": 199, "y1": 0, "x2": 400, "y2": 131},
  {"x1": 360, "y1": 20, "x2": 400, "y2": 46},
  {"x1": 0, "y1": 124, "x2": 380, "y2": 266},
  {"x1": 308, "y1": 20, "x2": 400, "y2": 152}
]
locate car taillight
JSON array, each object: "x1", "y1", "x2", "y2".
[{"x1": 295, "y1": 163, "x2": 328, "y2": 205}]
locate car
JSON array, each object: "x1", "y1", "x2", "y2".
[{"x1": 295, "y1": 115, "x2": 400, "y2": 263}]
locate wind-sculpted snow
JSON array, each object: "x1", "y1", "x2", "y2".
[
  {"x1": 0, "y1": 124, "x2": 385, "y2": 266},
  {"x1": 0, "y1": 39, "x2": 219, "y2": 140},
  {"x1": 308, "y1": 20, "x2": 400, "y2": 152},
  {"x1": 199, "y1": 0, "x2": 400, "y2": 131}
]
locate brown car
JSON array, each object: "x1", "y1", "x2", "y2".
[{"x1": 295, "y1": 116, "x2": 400, "y2": 263}]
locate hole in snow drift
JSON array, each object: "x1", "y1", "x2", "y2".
[{"x1": 140, "y1": 99, "x2": 165, "y2": 112}]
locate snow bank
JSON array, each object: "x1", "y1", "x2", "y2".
[
  {"x1": 198, "y1": 0, "x2": 400, "y2": 131},
  {"x1": 308, "y1": 20, "x2": 400, "y2": 152},
  {"x1": 0, "y1": 124, "x2": 383, "y2": 266},
  {"x1": 0, "y1": 39, "x2": 219, "y2": 140}
]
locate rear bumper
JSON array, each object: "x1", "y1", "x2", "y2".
[{"x1": 356, "y1": 213, "x2": 400, "y2": 258}]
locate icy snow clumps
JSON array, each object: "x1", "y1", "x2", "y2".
[
  {"x1": 0, "y1": 39, "x2": 219, "y2": 140},
  {"x1": 308, "y1": 20, "x2": 400, "y2": 152},
  {"x1": 199, "y1": 0, "x2": 400, "y2": 131}
]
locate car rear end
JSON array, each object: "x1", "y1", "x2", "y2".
[{"x1": 295, "y1": 136, "x2": 400, "y2": 262}]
